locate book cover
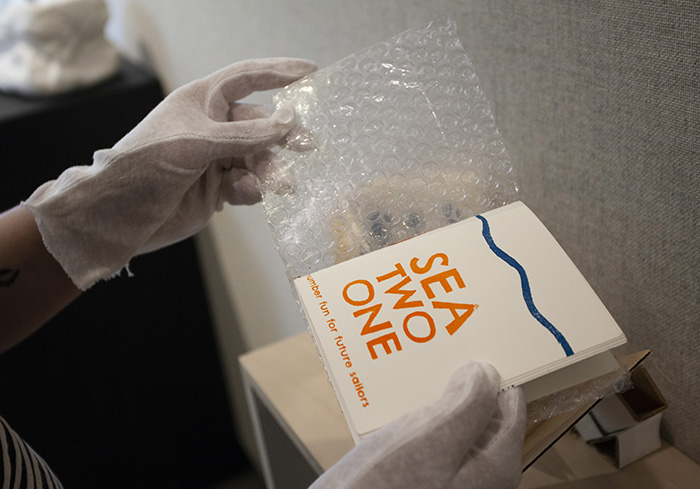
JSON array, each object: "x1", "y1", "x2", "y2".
[{"x1": 294, "y1": 202, "x2": 627, "y2": 441}]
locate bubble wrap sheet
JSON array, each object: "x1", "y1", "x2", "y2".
[{"x1": 263, "y1": 19, "x2": 519, "y2": 279}]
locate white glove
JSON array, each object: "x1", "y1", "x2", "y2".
[
  {"x1": 311, "y1": 362, "x2": 526, "y2": 489},
  {"x1": 22, "y1": 57, "x2": 317, "y2": 290}
]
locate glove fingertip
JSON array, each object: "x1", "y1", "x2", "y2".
[
  {"x1": 497, "y1": 387, "x2": 527, "y2": 436},
  {"x1": 271, "y1": 103, "x2": 296, "y2": 127},
  {"x1": 264, "y1": 57, "x2": 317, "y2": 78},
  {"x1": 283, "y1": 57, "x2": 318, "y2": 77},
  {"x1": 446, "y1": 361, "x2": 502, "y2": 400},
  {"x1": 224, "y1": 170, "x2": 263, "y2": 206}
]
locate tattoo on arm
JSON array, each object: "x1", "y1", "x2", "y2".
[{"x1": 0, "y1": 268, "x2": 19, "y2": 287}]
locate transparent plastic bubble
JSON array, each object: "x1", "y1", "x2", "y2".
[{"x1": 262, "y1": 18, "x2": 519, "y2": 279}]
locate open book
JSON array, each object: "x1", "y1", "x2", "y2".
[{"x1": 294, "y1": 202, "x2": 627, "y2": 442}]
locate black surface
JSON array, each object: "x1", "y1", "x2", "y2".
[
  {"x1": 0, "y1": 60, "x2": 164, "y2": 207},
  {"x1": 0, "y1": 60, "x2": 248, "y2": 488},
  {"x1": 256, "y1": 394, "x2": 318, "y2": 489}
]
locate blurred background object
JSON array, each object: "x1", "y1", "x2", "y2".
[{"x1": 0, "y1": 0, "x2": 119, "y2": 95}]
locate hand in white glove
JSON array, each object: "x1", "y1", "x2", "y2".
[
  {"x1": 22, "y1": 58, "x2": 317, "y2": 290},
  {"x1": 312, "y1": 362, "x2": 526, "y2": 489}
]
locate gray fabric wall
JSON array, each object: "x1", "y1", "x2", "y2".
[{"x1": 451, "y1": 1, "x2": 698, "y2": 461}]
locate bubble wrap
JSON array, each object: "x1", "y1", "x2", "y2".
[{"x1": 263, "y1": 19, "x2": 519, "y2": 279}]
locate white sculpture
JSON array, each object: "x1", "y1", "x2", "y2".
[{"x1": 0, "y1": 0, "x2": 120, "y2": 96}]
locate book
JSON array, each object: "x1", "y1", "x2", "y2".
[{"x1": 293, "y1": 201, "x2": 627, "y2": 442}]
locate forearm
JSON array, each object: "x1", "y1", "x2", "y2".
[
  {"x1": 0, "y1": 60, "x2": 315, "y2": 351},
  {"x1": 0, "y1": 206, "x2": 81, "y2": 353}
]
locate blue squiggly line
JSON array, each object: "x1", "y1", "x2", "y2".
[{"x1": 476, "y1": 214, "x2": 574, "y2": 357}]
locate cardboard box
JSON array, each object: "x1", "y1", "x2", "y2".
[
  {"x1": 589, "y1": 364, "x2": 667, "y2": 433},
  {"x1": 523, "y1": 350, "x2": 652, "y2": 470},
  {"x1": 581, "y1": 412, "x2": 664, "y2": 468},
  {"x1": 573, "y1": 359, "x2": 667, "y2": 468}
]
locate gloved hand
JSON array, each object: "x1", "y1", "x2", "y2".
[
  {"x1": 22, "y1": 57, "x2": 317, "y2": 290},
  {"x1": 311, "y1": 361, "x2": 526, "y2": 489}
]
